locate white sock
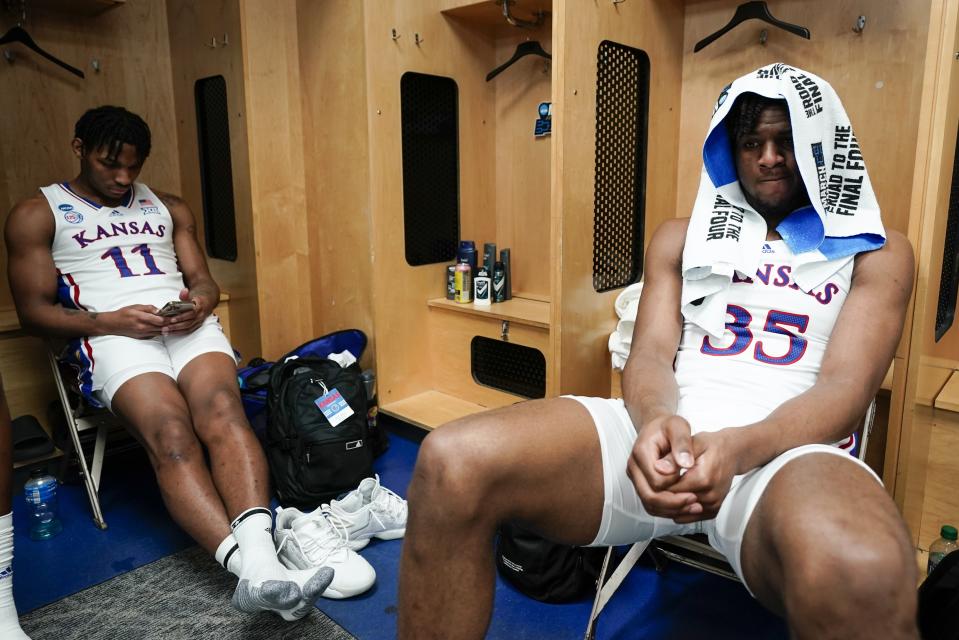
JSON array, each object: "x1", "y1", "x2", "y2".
[
  {"x1": 231, "y1": 508, "x2": 286, "y2": 585},
  {"x1": 230, "y1": 507, "x2": 301, "y2": 614},
  {"x1": 215, "y1": 533, "x2": 332, "y2": 598},
  {"x1": 0, "y1": 513, "x2": 31, "y2": 639},
  {"x1": 224, "y1": 515, "x2": 333, "y2": 620},
  {"x1": 214, "y1": 534, "x2": 242, "y2": 578}
]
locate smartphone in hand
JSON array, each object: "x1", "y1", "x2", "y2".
[{"x1": 158, "y1": 300, "x2": 196, "y2": 317}]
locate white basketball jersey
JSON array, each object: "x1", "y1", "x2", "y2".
[
  {"x1": 674, "y1": 240, "x2": 855, "y2": 446},
  {"x1": 40, "y1": 182, "x2": 186, "y2": 313}
]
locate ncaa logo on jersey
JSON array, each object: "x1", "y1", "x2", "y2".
[
  {"x1": 63, "y1": 211, "x2": 84, "y2": 224},
  {"x1": 139, "y1": 198, "x2": 160, "y2": 214}
]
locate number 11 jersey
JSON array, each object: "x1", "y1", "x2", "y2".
[{"x1": 41, "y1": 181, "x2": 186, "y2": 313}]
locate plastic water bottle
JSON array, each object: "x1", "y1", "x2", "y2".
[
  {"x1": 927, "y1": 524, "x2": 958, "y2": 576},
  {"x1": 24, "y1": 468, "x2": 63, "y2": 540}
]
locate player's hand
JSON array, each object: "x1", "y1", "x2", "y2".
[
  {"x1": 101, "y1": 304, "x2": 167, "y2": 339},
  {"x1": 161, "y1": 287, "x2": 212, "y2": 336},
  {"x1": 626, "y1": 414, "x2": 702, "y2": 519},
  {"x1": 667, "y1": 429, "x2": 740, "y2": 524}
]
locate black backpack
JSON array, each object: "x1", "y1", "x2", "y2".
[
  {"x1": 495, "y1": 521, "x2": 606, "y2": 603},
  {"x1": 265, "y1": 356, "x2": 373, "y2": 509},
  {"x1": 919, "y1": 550, "x2": 959, "y2": 640},
  {"x1": 238, "y1": 330, "x2": 389, "y2": 458}
]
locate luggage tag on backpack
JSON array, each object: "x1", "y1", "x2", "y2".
[{"x1": 314, "y1": 381, "x2": 355, "y2": 427}]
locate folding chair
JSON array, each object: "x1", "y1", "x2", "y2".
[
  {"x1": 584, "y1": 399, "x2": 877, "y2": 639},
  {"x1": 47, "y1": 347, "x2": 126, "y2": 530}
]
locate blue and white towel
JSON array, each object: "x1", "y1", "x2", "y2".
[{"x1": 681, "y1": 62, "x2": 885, "y2": 338}]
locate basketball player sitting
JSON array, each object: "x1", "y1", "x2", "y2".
[
  {"x1": 398, "y1": 66, "x2": 919, "y2": 639},
  {"x1": 4, "y1": 106, "x2": 332, "y2": 619}
]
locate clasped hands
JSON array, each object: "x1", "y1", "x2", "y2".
[
  {"x1": 104, "y1": 288, "x2": 212, "y2": 339},
  {"x1": 626, "y1": 414, "x2": 739, "y2": 524}
]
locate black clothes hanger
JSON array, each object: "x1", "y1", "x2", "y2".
[
  {"x1": 0, "y1": 24, "x2": 85, "y2": 78},
  {"x1": 486, "y1": 40, "x2": 551, "y2": 82},
  {"x1": 694, "y1": 1, "x2": 810, "y2": 53}
]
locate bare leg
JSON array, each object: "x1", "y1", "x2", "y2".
[
  {"x1": 113, "y1": 358, "x2": 328, "y2": 618},
  {"x1": 110, "y1": 372, "x2": 231, "y2": 553},
  {"x1": 175, "y1": 353, "x2": 270, "y2": 517},
  {"x1": 741, "y1": 453, "x2": 918, "y2": 639},
  {"x1": 398, "y1": 398, "x2": 605, "y2": 640},
  {"x1": 174, "y1": 353, "x2": 330, "y2": 617}
]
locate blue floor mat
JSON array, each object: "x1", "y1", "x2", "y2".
[{"x1": 13, "y1": 417, "x2": 787, "y2": 639}]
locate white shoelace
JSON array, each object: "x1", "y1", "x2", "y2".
[
  {"x1": 276, "y1": 510, "x2": 354, "y2": 565},
  {"x1": 372, "y1": 485, "x2": 408, "y2": 522}
]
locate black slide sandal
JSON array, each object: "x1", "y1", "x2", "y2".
[{"x1": 11, "y1": 415, "x2": 55, "y2": 462}]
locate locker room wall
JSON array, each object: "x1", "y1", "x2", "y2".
[
  {"x1": 166, "y1": 0, "x2": 260, "y2": 365},
  {"x1": 167, "y1": 0, "x2": 376, "y2": 366}
]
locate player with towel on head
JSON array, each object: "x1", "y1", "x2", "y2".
[{"x1": 399, "y1": 64, "x2": 918, "y2": 639}]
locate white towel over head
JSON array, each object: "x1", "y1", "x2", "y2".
[{"x1": 681, "y1": 62, "x2": 885, "y2": 338}]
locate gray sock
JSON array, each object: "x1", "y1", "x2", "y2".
[
  {"x1": 299, "y1": 567, "x2": 335, "y2": 604},
  {"x1": 232, "y1": 579, "x2": 301, "y2": 614},
  {"x1": 277, "y1": 568, "x2": 335, "y2": 622}
]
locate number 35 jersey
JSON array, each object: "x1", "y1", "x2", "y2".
[
  {"x1": 40, "y1": 182, "x2": 187, "y2": 313},
  {"x1": 674, "y1": 240, "x2": 855, "y2": 436}
]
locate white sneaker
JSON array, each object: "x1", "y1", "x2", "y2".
[
  {"x1": 274, "y1": 506, "x2": 376, "y2": 599},
  {"x1": 327, "y1": 475, "x2": 407, "y2": 551}
]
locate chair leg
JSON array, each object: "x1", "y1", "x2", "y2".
[
  {"x1": 585, "y1": 546, "x2": 615, "y2": 640},
  {"x1": 584, "y1": 540, "x2": 651, "y2": 640},
  {"x1": 47, "y1": 349, "x2": 108, "y2": 530},
  {"x1": 858, "y1": 397, "x2": 876, "y2": 462},
  {"x1": 90, "y1": 421, "x2": 108, "y2": 493},
  {"x1": 650, "y1": 545, "x2": 669, "y2": 573}
]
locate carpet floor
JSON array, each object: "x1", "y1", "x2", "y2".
[{"x1": 19, "y1": 546, "x2": 357, "y2": 640}]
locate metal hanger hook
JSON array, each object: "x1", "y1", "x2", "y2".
[{"x1": 498, "y1": 0, "x2": 546, "y2": 29}]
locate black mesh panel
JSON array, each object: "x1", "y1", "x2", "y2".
[
  {"x1": 936, "y1": 124, "x2": 959, "y2": 341},
  {"x1": 471, "y1": 337, "x2": 546, "y2": 399},
  {"x1": 194, "y1": 76, "x2": 238, "y2": 261},
  {"x1": 400, "y1": 72, "x2": 460, "y2": 266},
  {"x1": 592, "y1": 41, "x2": 650, "y2": 292}
]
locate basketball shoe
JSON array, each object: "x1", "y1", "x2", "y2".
[
  {"x1": 326, "y1": 475, "x2": 407, "y2": 551},
  {"x1": 274, "y1": 506, "x2": 376, "y2": 599}
]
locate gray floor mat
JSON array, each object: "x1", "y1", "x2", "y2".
[{"x1": 20, "y1": 546, "x2": 357, "y2": 640}]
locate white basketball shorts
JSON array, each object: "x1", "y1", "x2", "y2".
[
  {"x1": 565, "y1": 395, "x2": 881, "y2": 594},
  {"x1": 63, "y1": 315, "x2": 237, "y2": 410}
]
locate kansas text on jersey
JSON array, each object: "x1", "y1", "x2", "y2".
[
  {"x1": 41, "y1": 181, "x2": 187, "y2": 315},
  {"x1": 674, "y1": 240, "x2": 856, "y2": 451}
]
